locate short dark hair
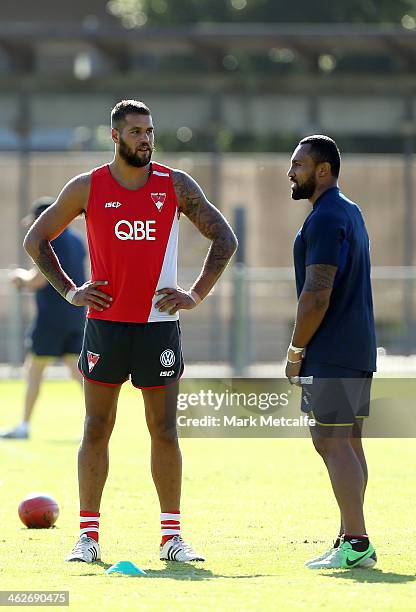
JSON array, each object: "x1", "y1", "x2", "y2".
[
  {"x1": 299, "y1": 135, "x2": 341, "y2": 178},
  {"x1": 111, "y1": 99, "x2": 151, "y2": 130},
  {"x1": 31, "y1": 196, "x2": 55, "y2": 219}
]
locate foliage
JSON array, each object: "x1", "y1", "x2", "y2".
[{"x1": 107, "y1": 0, "x2": 416, "y2": 27}]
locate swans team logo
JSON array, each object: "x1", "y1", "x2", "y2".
[
  {"x1": 87, "y1": 351, "x2": 100, "y2": 373},
  {"x1": 160, "y1": 349, "x2": 175, "y2": 367},
  {"x1": 151, "y1": 192, "x2": 166, "y2": 211}
]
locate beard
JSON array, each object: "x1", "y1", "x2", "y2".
[
  {"x1": 291, "y1": 174, "x2": 317, "y2": 200},
  {"x1": 118, "y1": 136, "x2": 153, "y2": 168}
]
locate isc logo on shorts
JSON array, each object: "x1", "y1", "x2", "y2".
[
  {"x1": 160, "y1": 370, "x2": 175, "y2": 377},
  {"x1": 115, "y1": 220, "x2": 156, "y2": 241}
]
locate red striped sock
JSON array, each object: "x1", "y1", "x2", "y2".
[
  {"x1": 80, "y1": 510, "x2": 100, "y2": 542},
  {"x1": 160, "y1": 510, "x2": 180, "y2": 545}
]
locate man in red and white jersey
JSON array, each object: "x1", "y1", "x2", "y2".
[{"x1": 24, "y1": 100, "x2": 237, "y2": 563}]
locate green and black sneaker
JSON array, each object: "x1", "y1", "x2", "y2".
[{"x1": 307, "y1": 539, "x2": 377, "y2": 569}]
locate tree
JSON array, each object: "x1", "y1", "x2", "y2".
[{"x1": 107, "y1": 0, "x2": 416, "y2": 27}]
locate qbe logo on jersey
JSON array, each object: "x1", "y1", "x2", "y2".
[
  {"x1": 160, "y1": 349, "x2": 175, "y2": 368},
  {"x1": 115, "y1": 219, "x2": 156, "y2": 241}
]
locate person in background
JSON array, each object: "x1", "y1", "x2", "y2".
[{"x1": 0, "y1": 196, "x2": 86, "y2": 440}]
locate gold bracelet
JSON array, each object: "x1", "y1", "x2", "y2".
[{"x1": 287, "y1": 358, "x2": 303, "y2": 364}]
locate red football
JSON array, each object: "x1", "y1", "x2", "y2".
[{"x1": 18, "y1": 493, "x2": 59, "y2": 528}]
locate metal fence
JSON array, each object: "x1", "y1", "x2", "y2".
[{"x1": 1, "y1": 266, "x2": 415, "y2": 372}]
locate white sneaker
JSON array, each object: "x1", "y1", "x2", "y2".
[
  {"x1": 65, "y1": 535, "x2": 100, "y2": 563},
  {"x1": 307, "y1": 546, "x2": 345, "y2": 569},
  {"x1": 160, "y1": 535, "x2": 204, "y2": 562},
  {"x1": 0, "y1": 423, "x2": 29, "y2": 439},
  {"x1": 305, "y1": 546, "x2": 336, "y2": 567}
]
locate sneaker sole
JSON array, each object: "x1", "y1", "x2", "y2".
[
  {"x1": 357, "y1": 558, "x2": 376, "y2": 568},
  {"x1": 0, "y1": 434, "x2": 29, "y2": 439},
  {"x1": 357, "y1": 552, "x2": 377, "y2": 569},
  {"x1": 308, "y1": 559, "x2": 377, "y2": 570},
  {"x1": 65, "y1": 558, "x2": 101, "y2": 563},
  {"x1": 160, "y1": 556, "x2": 205, "y2": 562}
]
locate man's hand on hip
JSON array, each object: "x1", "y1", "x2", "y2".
[
  {"x1": 155, "y1": 287, "x2": 199, "y2": 315},
  {"x1": 68, "y1": 280, "x2": 112, "y2": 311}
]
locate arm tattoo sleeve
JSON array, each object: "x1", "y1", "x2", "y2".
[
  {"x1": 173, "y1": 171, "x2": 237, "y2": 275},
  {"x1": 35, "y1": 239, "x2": 74, "y2": 297},
  {"x1": 304, "y1": 264, "x2": 338, "y2": 292}
]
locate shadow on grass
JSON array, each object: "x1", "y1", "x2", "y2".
[
  {"x1": 144, "y1": 563, "x2": 271, "y2": 581},
  {"x1": 321, "y1": 569, "x2": 415, "y2": 584},
  {"x1": 46, "y1": 439, "x2": 80, "y2": 446},
  {"x1": 93, "y1": 561, "x2": 114, "y2": 570},
  {"x1": 71, "y1": 560, "x2": 114, "y2": 574},
  {"x1": 79, "y1": 562, "x2": 273, "y2": 581},
  {"x1": 21, "y1": 526, "x2": 59, "y2": 531}
]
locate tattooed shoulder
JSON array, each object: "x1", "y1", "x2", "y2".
[
  {"x1": 172, "y1": 170, "x2": 237, "y2": 258},
  {"x1": 304, "y1": 264, "x2": 338, "y2": 291},
  {"x1": 172, "y1": 169, "x2": 205, "y2": 216}
]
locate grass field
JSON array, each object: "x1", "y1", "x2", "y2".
[{"x1": 0, "y1": 379, "x2": 415, "y2": 611}]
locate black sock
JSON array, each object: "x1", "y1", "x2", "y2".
[
  {"x1": 333, "y1": 535, "x2": 342, "y2": 548},
  {"x1": 344, "y1": 535, "x2": 369, "y2": 552}
]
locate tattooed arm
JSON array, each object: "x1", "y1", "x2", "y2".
[
  {"x1": 292, "y1": 263, "x2": 337, "y2": 345},
  {"x1": 286, "y1": 264, "x2": 337, "y2": 380},
  {"x1": 154, "y1": 169, "x2": 238, "y2": 315},
  {"x1": 23, "y1": 174, "x2": 112, "y2": 311}
]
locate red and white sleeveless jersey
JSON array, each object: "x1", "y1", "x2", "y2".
[{"x1": 85, "y1": 162, "x2": 179, "y2": 323}]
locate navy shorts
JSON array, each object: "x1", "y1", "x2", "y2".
[
  {"x1": 26, "y1": 322, "x2": 83, "y2": 358},
  {"x1": 300, "y1": 362, "x2": 373, "y2": 426},
  {"x1": 78, "y1": 319, "x2": 184, "y2": 389}
]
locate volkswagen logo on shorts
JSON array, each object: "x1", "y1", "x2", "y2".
[{"x1": 160, "y1": 349, "x2": 175, "y2": 367}]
